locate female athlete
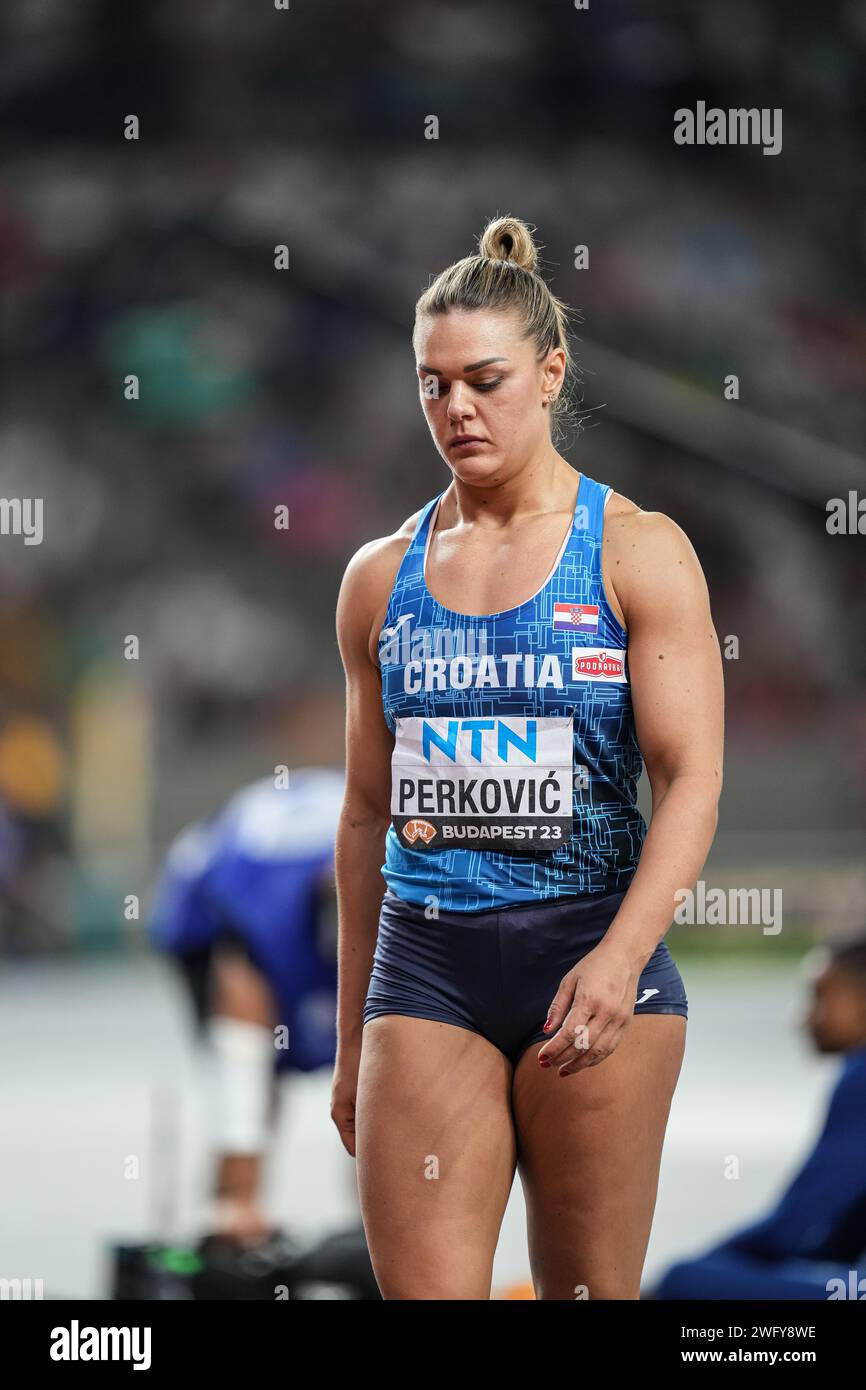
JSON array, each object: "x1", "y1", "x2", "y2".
[{"x1": 332, "y1": 215, "x2": 724, "y2": 1300}]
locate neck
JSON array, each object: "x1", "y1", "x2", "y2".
[{"x1": 445, "y1": 447, "x2": 578, "y2": 526}]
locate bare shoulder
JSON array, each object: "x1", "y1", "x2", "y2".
[
  {"x1": 339, "y1": 507, "x2": 422, "y2": 595},
  {"x1": 603, "y1": 491, "x2": 710, "y2": 623},
  {"x1": 605, "y1": 491, "x2": 703, "y2": 570},
  {"x1": 336, "y1": 507, "x2": 425, "y2": 664}
]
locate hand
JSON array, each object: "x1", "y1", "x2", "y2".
[
  {"x1": 537, "y1": 941, "x2": 642, "y2": 1076},
  {"x1": 330, "y1": 1037, "x2": 362, "y2": 1156}
]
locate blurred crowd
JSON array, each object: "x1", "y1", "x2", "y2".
[{"x1": 0, "y1": 0, "x2": 864, "y2": 950}]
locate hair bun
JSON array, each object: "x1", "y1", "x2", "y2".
[{"x1": 477, "y1": 215, "x2": 538, "y2": 273}]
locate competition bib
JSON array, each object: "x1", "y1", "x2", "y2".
[{"x1": 391, "y1": 715, "x2": 573, "y2": 856}]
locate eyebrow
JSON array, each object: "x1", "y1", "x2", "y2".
[{"x1": 417, "y1": 357, "x2": 508, "y2": 376}]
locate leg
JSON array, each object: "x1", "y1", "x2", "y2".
[
  {"x1": 513, "y1": 1013, "x2": 686, "y2": 1299},
  {"x1": 356, "y1": 1015, "x2": 517, "y2": 1299}
]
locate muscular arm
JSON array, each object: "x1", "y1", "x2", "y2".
[
  {"x1": 333, "y1": 530, "x2": 413, "y2": 1052},
  {"x1": 601, "y1": 510, "x2": 725, "y2": 969}
]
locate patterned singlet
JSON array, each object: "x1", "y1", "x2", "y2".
[{"x1": 377, "y1": 472, "x2": 647, "y2": 911}]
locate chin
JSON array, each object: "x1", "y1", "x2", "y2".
[{"x1": 447, "y1": 456, "x2": 502, "y2": 484}]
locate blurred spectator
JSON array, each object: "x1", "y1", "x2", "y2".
[{"x1": 650, "y1": 941, "x2": 866, "y2": 1299}]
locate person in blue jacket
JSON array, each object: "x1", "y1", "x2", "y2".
[
  {"x1": 149, "y1": 767, "x2": 345, "y2": 1245},
  {"x1": 652, "y1": 938, "x2": 866, "y2": 1300}
]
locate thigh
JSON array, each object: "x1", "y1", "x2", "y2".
[
  {"x1": 513, "y1": 1013, "x2": 686, "y2": 1300},
  {"x1": 356, "y1": 1015, "x2": 517, "y2": 1299}
]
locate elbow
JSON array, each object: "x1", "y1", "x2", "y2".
[
  {"x1": 650, "y1": 768, "x2": 722, "y2": 823},
  {"x1": 339, "y1": 792, "x2": 391, "y2": 835}
]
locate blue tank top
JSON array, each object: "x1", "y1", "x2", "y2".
[{"x1": 378, "y1": 472, "x2": 647, "y2": 911}]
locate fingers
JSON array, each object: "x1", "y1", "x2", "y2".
[
  {"x1": 556, "y1": 1017, "x2": 629, "y2": 1076},
  {"x1": 538, "y1": 1004, "x2": 631, "y2": 1073},
  {"x1": 330, "y1": 1099, "x2": 357, "y2": 1157},
  {"x1": 541, "y1": 972, "x2": 581, "y2": 1041},
  {"x1": 538, "y1": 965, "x2": 635, "y2": 1074},
  {"x1": 538, "y1": 1014, "x2": 592, "y2": 1067},
  {"x1": 538, "y1": 972, "x2": 593, "y2": 1064}
]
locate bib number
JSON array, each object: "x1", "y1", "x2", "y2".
[{"x1": 391, "y1": 715, "x2": 573, "y2": 857}]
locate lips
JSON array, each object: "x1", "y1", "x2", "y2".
[{"x1": 449, "y1": 436, "x2": 487, "y2": 447}]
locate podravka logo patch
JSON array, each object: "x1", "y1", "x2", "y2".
[
  {"x1": 402, "y1": 818, "x2": 437, "y2": 844},
  {"x1": 571, "y1": 647, "x2": 627, "y2": 681}
]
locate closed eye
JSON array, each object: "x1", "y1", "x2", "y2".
[{"x1": 419, "y1": 377, "x2": 503, "y2": 394}]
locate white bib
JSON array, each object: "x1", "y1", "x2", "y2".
[{"x1": 391, "y1": 714, "x2": 573, "y2": 856}]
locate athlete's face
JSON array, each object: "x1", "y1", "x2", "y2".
[
  {"x1": 803, "y1": 966, "x2": 866, "y2": 1053},
  {"x1": 413, "y1": 308, "x2": 565, "y2": 485}
]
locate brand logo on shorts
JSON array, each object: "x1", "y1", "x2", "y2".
[
  {"x1": 571, "y1": 647, "x2": 627, "y2": 682},
  {"x1": 636, "y1": 987, "x2": 660, "y2": 1006},
  {"x1": 402, "y1": 818, "x2": 437, "y2": 845}
]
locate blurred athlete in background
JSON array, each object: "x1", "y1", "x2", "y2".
[
  {"x1": 651, "y1": 938, "x2": 866, "y2": 1300},
  {"x1": 333, "y1": 215, "x2": 724, "y2": 1299},
  {"x1": 150, "y1": 766, "x2": 345, "y2": 1245}
]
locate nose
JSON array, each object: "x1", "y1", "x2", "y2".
[{"x1": 446, "y1": 381, "x2": 476, "y2": 423}]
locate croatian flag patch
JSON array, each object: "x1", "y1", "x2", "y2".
[{"x1": 553, "y1": 602, "x2": 599, "y2": 632}]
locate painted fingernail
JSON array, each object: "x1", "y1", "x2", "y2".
[
  {"x1": 542, "y1": 1018, "x2": 553, "y2": 1031},
  {"x1": 539, "y1": 1058, "x2": 551, "y2": 1068}
]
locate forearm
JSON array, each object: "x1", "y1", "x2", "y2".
[
  {"x1": 334, "y1": 799, "x2": 391, "y2": 1048},
  {"x1": 602, "y1": 772, "x2": 719, "y2": 970}
]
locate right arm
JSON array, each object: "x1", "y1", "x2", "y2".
[
  {"x1": 334, "y1": 541, "x2": 395, "y2": 1053},
  {"x1": 330, "y1": 522, "x2": 417, "y2": 1153}
]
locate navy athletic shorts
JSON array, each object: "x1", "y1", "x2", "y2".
[{"x1": 363, "y1": 888, "x2": 688, "y2": 1067}]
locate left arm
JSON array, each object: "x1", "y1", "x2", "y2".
[
  {"x1": 601, "y1": 509, "x2": 725, "y2": 969},
  {"x1": 540, "y1": 510, "x2": 724, "y2": 1073}
]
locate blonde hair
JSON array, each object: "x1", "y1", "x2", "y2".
[{"x1": 414, "y1": 215, "x2": 579, "y2": 444}]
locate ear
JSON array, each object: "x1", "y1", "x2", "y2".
[{"x1": 541, "y1": 347, "x2": 567, "y2": 399}]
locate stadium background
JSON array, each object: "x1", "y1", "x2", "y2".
[{"x1": 1, "y1": 0, "x2": 864, "y2": 1297}]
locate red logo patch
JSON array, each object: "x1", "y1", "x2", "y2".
[{"x1": 572, "y1": 649, "x2": 625, "y2": 680}]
